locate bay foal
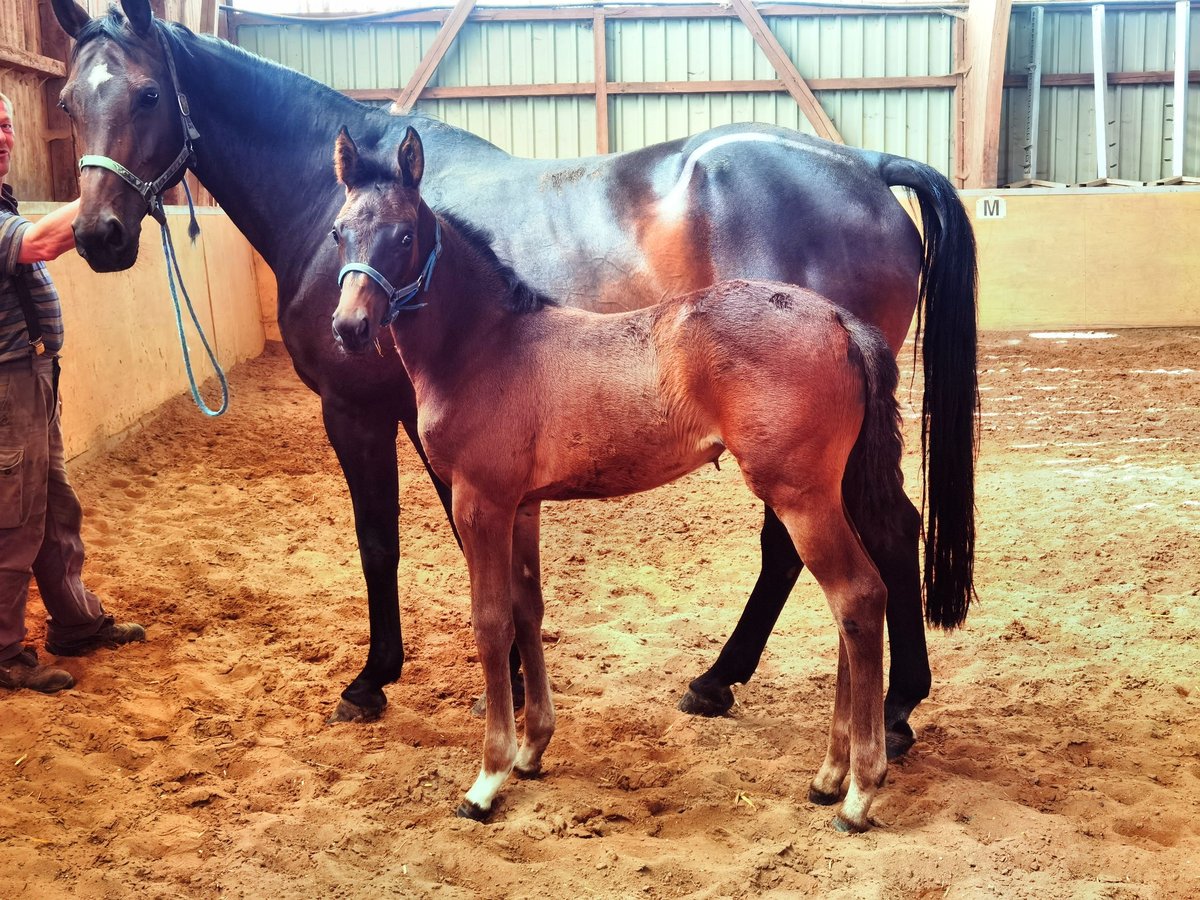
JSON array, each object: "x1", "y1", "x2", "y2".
[{"x1": 330, "y1": 127, "x2": 907, "y2": 831}]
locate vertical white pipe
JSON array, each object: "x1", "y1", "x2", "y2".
[
  {"x1": 1026, "y1": 7, "x2": 1045, "y2": 180},
  {"x1": 1173, "y1": 1, "x2": 1191, "y2": 178},
  {"x1": 1092, "y1": 4, "x2": 1109, "y2": 180}
]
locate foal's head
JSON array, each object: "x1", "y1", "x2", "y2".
[{"x1": 330, "y1": 126, "x2": 437, "y2": 353}]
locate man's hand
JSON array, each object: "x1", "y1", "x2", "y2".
[{"x1": 17, "y1": 199, "x2": 81, "y2": 264}]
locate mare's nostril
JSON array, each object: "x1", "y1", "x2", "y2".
[{"x1": 102, "y1": 215, "x2": 127, "y2": 250}]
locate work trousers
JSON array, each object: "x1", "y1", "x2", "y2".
[{"x1": 0, "y1": 354, "x2": 105, "y2": 661}]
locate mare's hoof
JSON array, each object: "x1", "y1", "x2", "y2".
[
  {"x1": 808, "y1": 785, "x2": 842, "y2": 807},
  {"x1": 885, "y1": 721, "x2": 916, "y2": 760},
  {"x1": 677, "y1": 683, "x2": 735, "y2": 717},
  {"x1": 514, "y1": 764, "x2": 542, "y2": 781},
  {"x1": 831, "y1": 814, "x2": 868, "y2": 834},
  {"x1": 455, "y1": 799, "x2": 491, "y2": 821},
  {"x1": 327, "y1": 697, "x2": 384, "y2": 725}
]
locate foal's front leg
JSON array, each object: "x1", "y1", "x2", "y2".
[
  {"x1": 510, "y1": 501, "x2": 555, "y2": 778},
  {"x1": 453, "y1": 488, "x2": 521, "y2": 820}
]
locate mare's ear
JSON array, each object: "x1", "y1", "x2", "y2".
[
  {"x1": 397, "y1": 127, "x2": 424, "y2": 190},
  {"x1": 120, "y1": 0, "x2": 154, "y2": 37},
  {"x1": 51, "y1": 0, "x2": 91, "y2": 38},
  {"x1": 334, "y1": 126, "x2": 361, "y2": 188}
]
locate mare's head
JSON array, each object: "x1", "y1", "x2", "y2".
[
  {"x1": 52, "y1": 0, "x2": 191, "y2": 271},
  {"x1": 331, "y1": 126, "x2": 437, "y2": 353}
]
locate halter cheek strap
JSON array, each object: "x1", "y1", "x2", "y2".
[{"x1": 337, "y1": 220, "x2": 442, "y2": 326}]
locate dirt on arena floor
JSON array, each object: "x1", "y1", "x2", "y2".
[{"x1": 1, "y1": 328, "x2": 1197, "y2": 899}]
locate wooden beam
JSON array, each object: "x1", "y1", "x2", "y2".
[
  {"x1": 0, "y1": 43, "x2": 67, "y2": 78},
  {"x1": 953, "y1": 15, "x2": 967, "y2": 186},
  {"x1": 1003, "y1": 69, "x2": 1200, "y2": 87},
  {"x1": 345, "y1": 74, "x2": 959, "y2": 103},
  {"x1": 391, "y1": 0, "x2": 478, "y2": 114},
  {"x1": 228, "y1": 4, "x2": 969, "y2": 28},
  {"x1": 727, "y1": 0, "x2": 841, "y2": 141},
  {"x1": 594, "y1": 12, "x2": 609, "y2": 155},
  {"x1": 962, "y1": 0, "x2": 1013, "y2": 188},
  {"x1": 199, "y1": 0, "x2": 218, "y2": 35}
]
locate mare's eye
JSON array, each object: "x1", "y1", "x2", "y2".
[
  {"x1": 139, "y1": 88, "x2": 160, "y2": 109},
  {"x1": 400, "y1": 234, "x2": 413, "y2": 247},
  {"x1": 330, "y1": 228, "x2": 341, "y2": 245},
  {"x1": 57, "y1": 99, "x2": 72, "y2": 118}
]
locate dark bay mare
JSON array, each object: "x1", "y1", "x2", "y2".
[
  {"x1": 332, "y1": 126, "x2": 907, "y2": 830},
  {"x1": 51, "y1": 0, "x2": 978, "y2": 753}
]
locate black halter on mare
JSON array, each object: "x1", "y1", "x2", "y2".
[
  {"x1": 337, "y1": 220, "x2": 442, "y2": 323},
  {"x1": 77, "y1": 21, "x2": 200, "y2": 227}
]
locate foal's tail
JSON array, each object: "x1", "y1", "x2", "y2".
[
  {"x1": 839, "y1": 315, "x2": 906, "y2": 555},
  {"x1": 880, "y1": 156, "x2": 979, "y2": 630}
]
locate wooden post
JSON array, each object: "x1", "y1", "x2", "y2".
[
  {"x1": 38, "y1": 0, "x2": 78, "y2": 201},
  {"x1": 962, "y1": 0, "x2": 1014, "y2": 188},
  {"x1": 728, "y1": 0, "x2": 841, "y2": 142},
  {"x1": 1171, "y1": 0, "x2": 1190, "y2": 178},
  {"x1": 391, "y1": 0, "x2": 478, "y2": 115},
  {"x1": 1091, "y1": 4, "x2": 1109, "y2": 181},
  {"x1": 594, "y1": 11, "x2": 609, "y2": 155}
]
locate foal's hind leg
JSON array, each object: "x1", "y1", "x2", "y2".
[
  {"x1": 509, "y1": 502, "x2": 555, "y2": 778},
  {"x1": 772, "y1": 498, "x2": 888, "y2": 832}
]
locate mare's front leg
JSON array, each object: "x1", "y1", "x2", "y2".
[
  {"x1": 453, "y1": 488, "x2": 521, "y2": 821},
  {"x1": 321, "y1": 399, "x2": 404, "y2": 724},
  {"x1": 510, "y1": 502, "x2": 555, "y2": 779}
]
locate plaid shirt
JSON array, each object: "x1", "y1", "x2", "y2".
[{"x1": 0, "y1": 184, "x2": 64, "y2": 362}]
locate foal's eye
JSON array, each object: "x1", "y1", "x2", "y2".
[
  {"x1": 329, "y1": 228, "x2": 341, "y2": 245},
  {"x1": 139, "y1": 88, "x2": 160, "y2": 109},
  {"x1": 57, "y1": 99, "x2": 71, "y2": 118},
  {"x1": 400, "y1": 234, "x2": 413, "y2": 247}
]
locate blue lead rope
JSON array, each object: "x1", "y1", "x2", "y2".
[{"x1": 158, "y1": 180, "x2": 229, "y2": 417}]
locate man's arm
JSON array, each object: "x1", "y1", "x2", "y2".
[{"x1": 16, "y1": 199, "x2": 80, "y2": 264}]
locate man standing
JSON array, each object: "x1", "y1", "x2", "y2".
[{"x1": 0, "y1": 90, "x2": 145, "y2": 693}]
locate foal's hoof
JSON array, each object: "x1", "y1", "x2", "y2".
[
  {"x1": 514, "y1": 764, "x2": 542, "y2": 781},
  {"x1": 885, "y1": 721, "x2": 916, "y2": 760},
  {"x1": 455, "y1": 799, "x2": 492, "y2": 821},
  {"x1": 677, "y1": 683, "x2": 735, "y2": 717},
  {"x1": 808, "y1": 785, "x2": 842, "y2": 807},
  {"x1": 327, "y1": 697, "x2": 384, "y2": 725},
  {"x1": 831, "y1": 814, "x2": 869, "y2": 834}
]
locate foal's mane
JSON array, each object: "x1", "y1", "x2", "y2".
[{"x1": 439, "y1": 211, "x2": 558, "y2": 315}]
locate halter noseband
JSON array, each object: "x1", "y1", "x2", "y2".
[
  {"x1": 78, "y1": 23, "x2": 200, "y2": 226},
  {"x1": 337, "y1": 220, "x2": 442, "y2": 325}
]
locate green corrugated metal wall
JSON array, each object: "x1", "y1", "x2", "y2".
[
  {"x1": 1001, "y1": 6, "x2": 1200, "y2": 184},
  {"x1": 234, "y1": 11, "x2": 956, "y2": 173}
]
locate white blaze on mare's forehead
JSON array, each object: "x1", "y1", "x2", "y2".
[
  {"x1": 657, "y1": 132, "x2": 841, "y2": 219},
  {"x1": 85, "y1": 61, "x2": 115, "y2": 92}
]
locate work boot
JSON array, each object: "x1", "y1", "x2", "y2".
[
  {"x1": 0, "y1": 646, "x2": 75, "y2": 693},
  {"x1": 45, "y1": 618, "x2": 146, "y2": 657}
]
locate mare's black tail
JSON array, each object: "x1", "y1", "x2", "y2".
[{"x1": 879, "y1": 156, "x2": 979, "y2": 630}]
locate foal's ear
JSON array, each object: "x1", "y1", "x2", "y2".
[
  {"x1": 50, "y1": 0, "x2": 91, "y2": 38},
  {"x1": 334, "y1": 126, "x2": 361, "y2": 188},
  {"x1": 120, "y1": 0, "x2": 154, "y2": 36},
  {"x1": 397, "y1": 127, "x2": 425, "y2": 190}
]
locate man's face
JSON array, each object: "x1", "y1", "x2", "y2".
[{"x1": 0, "y1": 102, "x2": 13, "y2": 183}]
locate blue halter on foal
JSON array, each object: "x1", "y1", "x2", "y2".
[{"x1": 337, "y1": 220, "x2": 442, "y2": 325}]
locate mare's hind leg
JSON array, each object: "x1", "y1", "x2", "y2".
[
  {"x1": 682, "y1": 498, "x2": 928, "y2": 761},
  {"x1": 679, "y1": 506, "x2": 800, "y2": 716},
  {"x1": 773, "y1": 499, "x2": 887, "y2": 833},
  {"x1": 871, "y1": 497, "x2": 929, "y2": 758},
  {"x1": 509, "y1": 502, "x2": 555, "y2": 778}
]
